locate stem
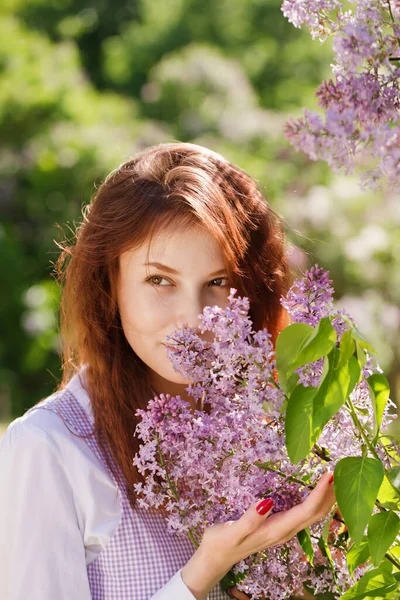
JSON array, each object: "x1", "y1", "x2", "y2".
[
  {"x1": 217, "y1": 450, "x2": 235, "y2": 470},
  {"x1": 387, "y1": 0, "x2": 400, "y2": 49},
  {"x1": 255, "y1": 462, "x2": 314, "y2": 489},
  {"x1": 187, "y1": 529, "x2": 200, "y2": 548},
  {"x1": 268, "y1": 377, "x2": 284, "y2": 391},
  {"x1": 260, "y1": 465, "x2": 400, "y2": 572},
  {"x1": 156, "y1": 437, "x2": 200, "y2": 548},
  {"x1": 385, "y1": 551, "x2": 400, "y2": 570},
  {"x1": 156, "y1": 438, "x2": 180, "y2": 502},
  {"x1": 347, "y1": 398, "x2": 381, "y2": 462},
  {"x1": 388, "y1": 0, "x2": 396, "y2": 23},
  {"x1": 326, "y1": 515, "x2": 400, "y2": 570}
]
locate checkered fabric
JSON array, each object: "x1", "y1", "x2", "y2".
[{"x1": 34, "y1": 389, "x2": 227, "y2": 599}]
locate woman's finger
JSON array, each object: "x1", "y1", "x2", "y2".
[
  {"x1": 199, "y1": 472, "x2": 336, "y2": 580},
  {"x1": 240, "y1": 471, "x2": 336, "y2": 553},
  {"x1": 301, "y1": 471, "x2": 335, "y2": 522},
  {"x1": 233, "y1": 497, "x2": 274, "y2": 543}
]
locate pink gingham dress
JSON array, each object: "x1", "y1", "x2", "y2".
[{"x1": 33, "y1": 384, "x2": 227, "y2": 600}]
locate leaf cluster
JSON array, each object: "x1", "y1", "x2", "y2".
[{"x1": 276, "y1": 320, "x2": 400, "y2": 599}]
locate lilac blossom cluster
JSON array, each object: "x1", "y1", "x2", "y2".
[
  {"x1": 281, "y1": 264, "x2": 349, "y2": 387},
  {"x1": 133, "y1": 268, "x2": 396, "y2": 599},
  {"x1": 282, "y1": 0, "x2": 400, "y2": 191},
  {"x1": 281, "y1": 265, "x2": 335, "y2": 327},
  {"x1": 282, "y1": 265, "x2": 397, "y2": 476}
]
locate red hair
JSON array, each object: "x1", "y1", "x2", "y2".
[{"x1": 55, "y1": 142, "x2": 291, "y2": 507}]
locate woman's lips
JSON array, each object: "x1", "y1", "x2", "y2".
[{"x1": 163, "y1": 343, "x2": 177, "y2": 350}]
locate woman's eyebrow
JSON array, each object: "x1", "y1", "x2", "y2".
[{"x1": 143, "y1": 262, "x2": 227, "y2": 277}]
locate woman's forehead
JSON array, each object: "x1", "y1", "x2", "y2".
[{"x1": 121, "y1": 224, "x2": 225, "y2": 269}]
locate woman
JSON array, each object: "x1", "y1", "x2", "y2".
[{"x1": 0, "y1": 142, "x2": 335, "y2": 600}]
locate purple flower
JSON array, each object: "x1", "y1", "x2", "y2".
[
  {"x1": 295, "y1": 357, "x2": 325, "y2": 387},
  {"x1": 133, "y1": 267, "x2": 396, "y2": 599},
  {"x1": 281, "y1": 264, "x2": 334, "y2": 326},
  {"x1": 283, "y1": 0, "x2": 400, "y2": 191}
]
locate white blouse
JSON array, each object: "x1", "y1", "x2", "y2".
[{"x1": 0, "y1": 373, "x2": 196, "y2": 600}]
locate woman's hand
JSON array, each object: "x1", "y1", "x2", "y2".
[{"x1": 181, "y1": 471, "x2": 335, "y2": 600}]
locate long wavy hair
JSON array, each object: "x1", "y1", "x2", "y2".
[{"x1": 55, "y1": 142, "x2": 291, "y2": 508}]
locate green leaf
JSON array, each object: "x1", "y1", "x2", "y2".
[
  {"x1": 380, "y1": 557, "x2": 396, "y2": 573},
  {"x1": 378, "y1": 475, "x2": 400, "y2": 510},
  {"x1": 286, "y1": 372, "x2": 300, "y2": 396},
  {"x1": 368, "y1": 511, "x2": 400, "y2": 566},
  {"x1": 337, "y1": 329, "x2": 355, "y2": 370},
  {"x1": 367, "y1": 374, "x2": 390, "y2": 442},
  {"x1": 291, "y1": 317, "x2": 337, "y2": 371},
  {"x1": 312, "y1": 350, "x2": 360, "y2": 443},
  {"x1": 219, "y1": 568, "x2": 246, "y2": 591},
  {"x1": 356, "y1": 343, "x2": 368, "y2": 372},
  {"x1": 340, "y1": 568, "x2": 398, "y2": 600},
  {"x1": 276, "y1": 323, "x2": 313, "y2": 393},
  {"x1": 303, "y1": 584, "x2": 336, "y2": 600},
  {"x1": 297, "y1": 528, "x2": 314, "y2": 566},
  {"x1": 318, "y1": 531, "x2": 334, "y2": 570},
  {"x1": 351, "y1": 326, "x2": 377, "y2": 355},
  {"x1": 335, "y1": 457, "x2": 385, "y2": 545},
  {"x1": 388, "y1": 467, "x2": 400, "y2": 496},
  {"x1": 381, "y1": 437, "x2": 400, "y2": 462},
  {"x1": 388, "y1": 545, "x2": 400, "y2": 567},
  {"x1": 347, "y1": 538, "x2": 371, "y2": 577},
  {"x1": 285, "y1": 384, "x2": 316, "y2": 462}
]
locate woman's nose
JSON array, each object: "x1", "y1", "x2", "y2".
[{"x1": 175, "y1": 293, "x2": 205, "y2": 332}]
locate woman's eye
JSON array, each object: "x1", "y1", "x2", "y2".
[
  {"x1": 148, "y1": 275, "x2": 170, "y2": 286},
  {"x1": 210, "y1": 277, "x2": 229, "y2": 287},
  {"x1": 147, "y1": 276, "x2": 229, "y2": 287}
]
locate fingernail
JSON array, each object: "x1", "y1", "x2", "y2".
[
  {"x1": 256, "y1": 498, "x2": 274, "y2": 515},
  {"x1": 328, "y1": 473, "x2": 334, "y2": 485}
]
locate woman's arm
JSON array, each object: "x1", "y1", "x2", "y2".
[
  {"x1": 181, "y1": 472, "x2": 335, "y2": 600},
  {"x1": 0, "y1": 420, "x2": 93, "y2": 599}
]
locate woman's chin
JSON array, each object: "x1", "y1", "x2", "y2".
[
  {"x1": 167, "y1": 371, "x2": 192, "y2": 386},
  {"x1": 155, "y1": 364, "x2": 193, "y2": 387}
]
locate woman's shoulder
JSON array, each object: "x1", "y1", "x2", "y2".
[
  {"x1": 0, "y1": 371, "x2": 115, "y2": 491},
  {"x1": 0, "y1": 369, "x2": 120, "y2": 514},
  {"x1": 0, "y1": 371, "x2": 121, "y2": 568},
  {"x1": 1, "y1": 370, "x2": 93, "y2": 455},
  {"x1": 1, "y1": 393, "x2": 67, "y2": 458}
]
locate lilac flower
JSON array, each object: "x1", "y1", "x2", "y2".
[
  {"x1": 282, "y1": 0, "x2": 400, "y2": 191},
  {"x1": 280, "y1": 264, "x2": 334, "y2": 326},
  {"x1": 134, "y1": 266, "x2": 397, "y2": 599},
  {"x1": 331, "y1": 308, "x2": 353, "y2": 338},
  {"x1": 281, "y1": 0, "x2": 342, "y2": 38},
  {"x1": 295, "y1": 357, "x2": 325, "y2": 387}
]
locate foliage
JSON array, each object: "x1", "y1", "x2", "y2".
[
  {"x1": 279, "y1": 266, "x2": 400, "y2": 599},
  {"x1": 0, "y1": 0, "x2": 399, "y2": 419}
]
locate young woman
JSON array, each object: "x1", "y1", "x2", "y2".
[{"x1": 0, "y1": 142, "x2": 335, "y2": 600}]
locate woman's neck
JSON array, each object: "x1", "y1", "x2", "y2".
[{"x1": 149, "y1": 374, "x2": 200, "y2": 412}]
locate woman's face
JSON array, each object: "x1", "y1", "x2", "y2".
[{"x1": 117, "y1": 223, "x2": 231, "y2": 397}]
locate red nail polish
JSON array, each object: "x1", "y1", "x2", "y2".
[
  {"x1": 256, "y1": 498, "x2": 274, "y2": 515},
  {"x1": 328, "y1": 473, "x2": 334, "y2": 485}
]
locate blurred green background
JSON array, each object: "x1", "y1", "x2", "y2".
[{"x1": 1, "y1": 0, "x2": 399, "y2": 430}]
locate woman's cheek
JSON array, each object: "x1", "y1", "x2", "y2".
[
  {"x1": 127, "y1": 294, "x2": 172, "y2": 335},
  {"x1": 144, "y1": 293, "x2": 174, "y2": 329}
]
